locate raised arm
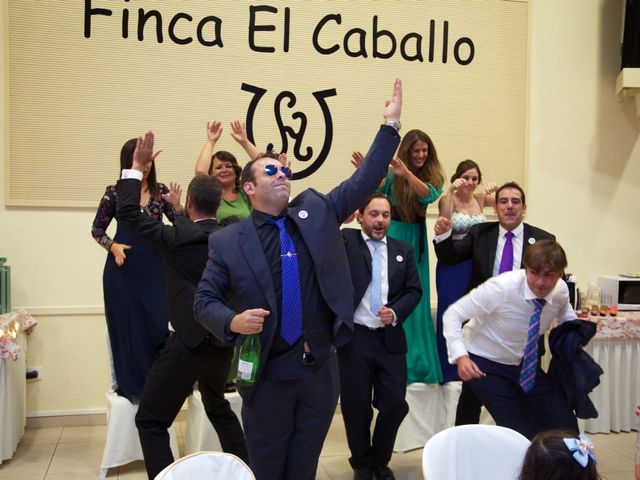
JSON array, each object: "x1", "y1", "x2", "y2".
[
  {"x1": 117, "y1": 131, "x2": 180, "y2": 248},
  {"x1": 230, "y1": 121, "x2": 260, "y2": 161},
  {"x1": 195, "y1": 121, "x2": 223, "y2": 176},
  {"x1": 325, "y1": 78, "x2": 403, "y2": 222},
  {"x1": 478, "y1": 182, "x2": 497, "y2": 209},
  {"x1": 438, "y1": 178, "x2": 467, "y2": 219},
  {"x1": 388, "y1": 156, "x2": 431, "y2": 198}
]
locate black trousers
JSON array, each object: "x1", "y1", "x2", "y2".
[
  {"x1": 337, "y1": 325, "x2": 408, "y2": 470},
  {"x1": 135, "y1": 335, "x2": 248, "y2": 479},
  {"x1": 468, "y1": 353, "x2": 578, "y2": 440},
  {"x1": 241, "y1": 353, "x2": 340, "y2": 480},
  {"x1": 455, "y1": 381, "x2": 483, "y2": 425}
]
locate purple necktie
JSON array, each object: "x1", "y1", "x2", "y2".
[
  {"x1": 519, "y1": 298, "x2": 546, "y2": 393},
  {"x1": 498, "y1": 231, "x2": 515, "y2": 274}
]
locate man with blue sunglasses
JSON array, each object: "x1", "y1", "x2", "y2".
[{"x1": 195, "y1": 78, "x2": 403, "y2": 480}]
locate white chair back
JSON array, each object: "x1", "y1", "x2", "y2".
[
  {"x1": 154, "y1": 451, "x2": 255, "y2": 480},
  {"x1": 422, "y1": 424, "x2": 530, "y2": 480},
  {"x1": 99, "y1": 329, "x2": 179, "y2": 478}
]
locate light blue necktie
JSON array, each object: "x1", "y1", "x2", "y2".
[
  {"x1": 269, "y1": 218, "x2": 302, "y2": 345},
  {"x1": 519, "y1": 298, "x2": 546, "y2": 392},
  {"x1": 369, "y1": 240, "x2": 383, "y2": 316}
]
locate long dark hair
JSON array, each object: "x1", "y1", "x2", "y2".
[
  {"x1": 119, "y1": 138, "x2": 159, "y2": 197},
  {"x1": 394, "y1": 129, "x2": 444, "y2": 223}
]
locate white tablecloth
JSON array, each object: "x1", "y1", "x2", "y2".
[
  {"x1": 0, "y1": 334, "x2": 27, "y2": 463},
  {"x1": 394, "y1": 315, "x2": 640, "y2": 451},
  {"x1": 583, "y1": 337, "x2": 640, "y2": 433},
  {"x1": 393, "y1": 382, "x2": 495, "y2": 453}
]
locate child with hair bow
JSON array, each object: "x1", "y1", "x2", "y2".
[{"x1": 518, "y1": 429, "x2": 600, "y2": 480}]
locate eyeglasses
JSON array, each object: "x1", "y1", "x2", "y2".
[{"x1": 264, "y1": 164, "x2": 293, "y2": 180}]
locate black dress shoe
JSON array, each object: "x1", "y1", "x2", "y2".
[
  {"x1": 354, "y1": 467, "x2": 375, "y2": 480},
  {"x1": 373, "y1": 465, "x2": 396, "y2": 480}
]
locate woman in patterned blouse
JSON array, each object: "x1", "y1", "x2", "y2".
[{"x1": 91, "y1": 137, "x2": 176, "y2": 403}]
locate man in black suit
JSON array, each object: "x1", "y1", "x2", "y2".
[
  {"x1": 433, "y1": 182, "x2": 554, "y2": 425},
  {"x1": 340, "y1": 193, "x2": 421, "y2": 480},
  {"x1": 116, "y1": 133, "x2": 247, "y2": 480},
  {"x1": 193, "y1": 79, "x2": 403, "y2": 480}
]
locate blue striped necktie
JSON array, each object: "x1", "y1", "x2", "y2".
[
  {"x1": 269, "y1": 217, "x2": 303, "y2": 345},
  {"x1": 519, "y1": 298, "x2": 546, "y2": 392}
]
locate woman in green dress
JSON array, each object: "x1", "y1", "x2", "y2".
[
  {"x1": 378, "y1": 129, "x2": 445, "y2": 384},
  {"x1": 195, "y1": 121, "x2": 256, "y2": 221}
]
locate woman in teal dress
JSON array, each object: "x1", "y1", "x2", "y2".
[
  {"x1": 378, "y1": 129, "x2": 445, "y2": 384},
  {"x1": 195, "y1": 121, "x2": 254, "y2": 221}
]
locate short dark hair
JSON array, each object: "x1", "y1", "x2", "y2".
[
  {"x1": 518, "y1": 429, "x2": 600, "y2": 480},
  {"x1": 240, "y1": 152, "x2": 280, "y2": 185},
  {"x1": 187, "y1": 175, "x2": 221, "y2": 216},
  {"x1": 451, "y1": 159, "x2": 482, "y2": 184},
  {"x1": 359, "y1": 192, "x2": 391, "y2": 214},
  {"x1": 495, "y1": 181, "x2": 526, "y2": 206},
  {"x1": 210, "y1": 151, "x2": 242, "y2": 192},
  {"x1": 523, "y1": 239, "x2": 568, "y2": 274}
]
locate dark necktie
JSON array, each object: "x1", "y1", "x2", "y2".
[
  {"x1": 519, "y1": 298, "x2": 546, "y2": 393},
  {"x1": 269, "y1": 217, "x2": 302, "y2": 345},
  {"x1": 369, "y1": 239, "x2": 383, "y2": 316},
  {"x1": 498, "y1": 231, "x2": 515, "y2": 274}
]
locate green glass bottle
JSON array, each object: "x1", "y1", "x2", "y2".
[{"x1": 235, "y1": 333, "x2": 261, "y2": 386}]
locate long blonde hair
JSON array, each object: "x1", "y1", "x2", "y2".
[{"x1": 393, "y1": 129, "x2": 444, "y2": 223}]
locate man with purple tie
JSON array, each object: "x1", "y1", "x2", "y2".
[
  {"x1": 434, "y1": 182, "x2": 555, "y2": 425},
  {"x1": 442, "y1": 240, "x2": 578, "y2": 439}
]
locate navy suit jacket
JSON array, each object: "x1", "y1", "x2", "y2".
[
  {"x1": 434, "y1": 221, "x2": 554, "y2": 292},
  {"x1": 194, "y1": 125, "x2": 400, "y2": 404},
  {"x1": 341, "y1": 228, "x2": 421, "y2": 354}
]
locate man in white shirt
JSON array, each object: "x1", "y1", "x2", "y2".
[
  {"x1": 340, "y1": 193, "x2": 421, "y2": 480},
  {"x1": 434, "y1": 182, "x2": 555, "y2": 425},
  {"x1": 443, "y1": 239, "x2": 579, "y2": 439}
]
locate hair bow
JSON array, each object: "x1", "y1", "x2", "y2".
[{"x1": 563, "y1": 434, "x2": 597, "y2": 467}]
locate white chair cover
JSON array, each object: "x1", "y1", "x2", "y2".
[
  {"x1": 184, "y1": 389, "x2": 243, "y2": 454},
  {"x1": 154, "y1": 451, "x2": 254, "y2": 480},
  {"x1": 0, "y1": 334, "x2": 27, "y2": 464},
  {"x1": 422, "y1": 424, "x2": 530, "y2": 480},
  {"x1": 99, "y1": 330, "x2": 179, "y2": 478}
]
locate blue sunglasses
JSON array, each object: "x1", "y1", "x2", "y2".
[{"x1": 264, "y1": 164, "x2": 293, "y2": 179}]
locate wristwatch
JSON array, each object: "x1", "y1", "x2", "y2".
[{"x1": 383, "y1": 119, "x2": 401, "y2": 132}]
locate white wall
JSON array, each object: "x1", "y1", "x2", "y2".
[
  {"x1": 527, "y1": 0, "x2": 640, "y2": 286},
  {"x1": 1, "y1": 0, "x2": 638, "y2": 414}
]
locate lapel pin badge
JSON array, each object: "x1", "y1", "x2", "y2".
[
  {"x1": 528, "y1": 238, "x2": 536, "y2": 245},
  {"x1": 298, "y1": 210, "x2": 308, "y2": 219},
  {"x1": 396, "y1": 255, "x2": 403, "y2": 262}
]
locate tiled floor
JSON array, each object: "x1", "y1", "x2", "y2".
[{"x1": 0, "y1": 411, "x2": 636, "y2": 479}]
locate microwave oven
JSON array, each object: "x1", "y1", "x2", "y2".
[{"x1": 597, "y1": 275, "x2": 640, "y2": 311}]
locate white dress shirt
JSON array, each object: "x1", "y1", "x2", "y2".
[
  {"x1": 121, "y1": 168, "x2": 143, "y2": 180},
  {"x1": 443, "y1": 269, "x2": 575, "y2": 366},
  {"x1": 353, "y1": 232, "x2": 391, "y2": 329},
  {"x1": 492, "y1": 223, "x2": 524, "y2": 276}
]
